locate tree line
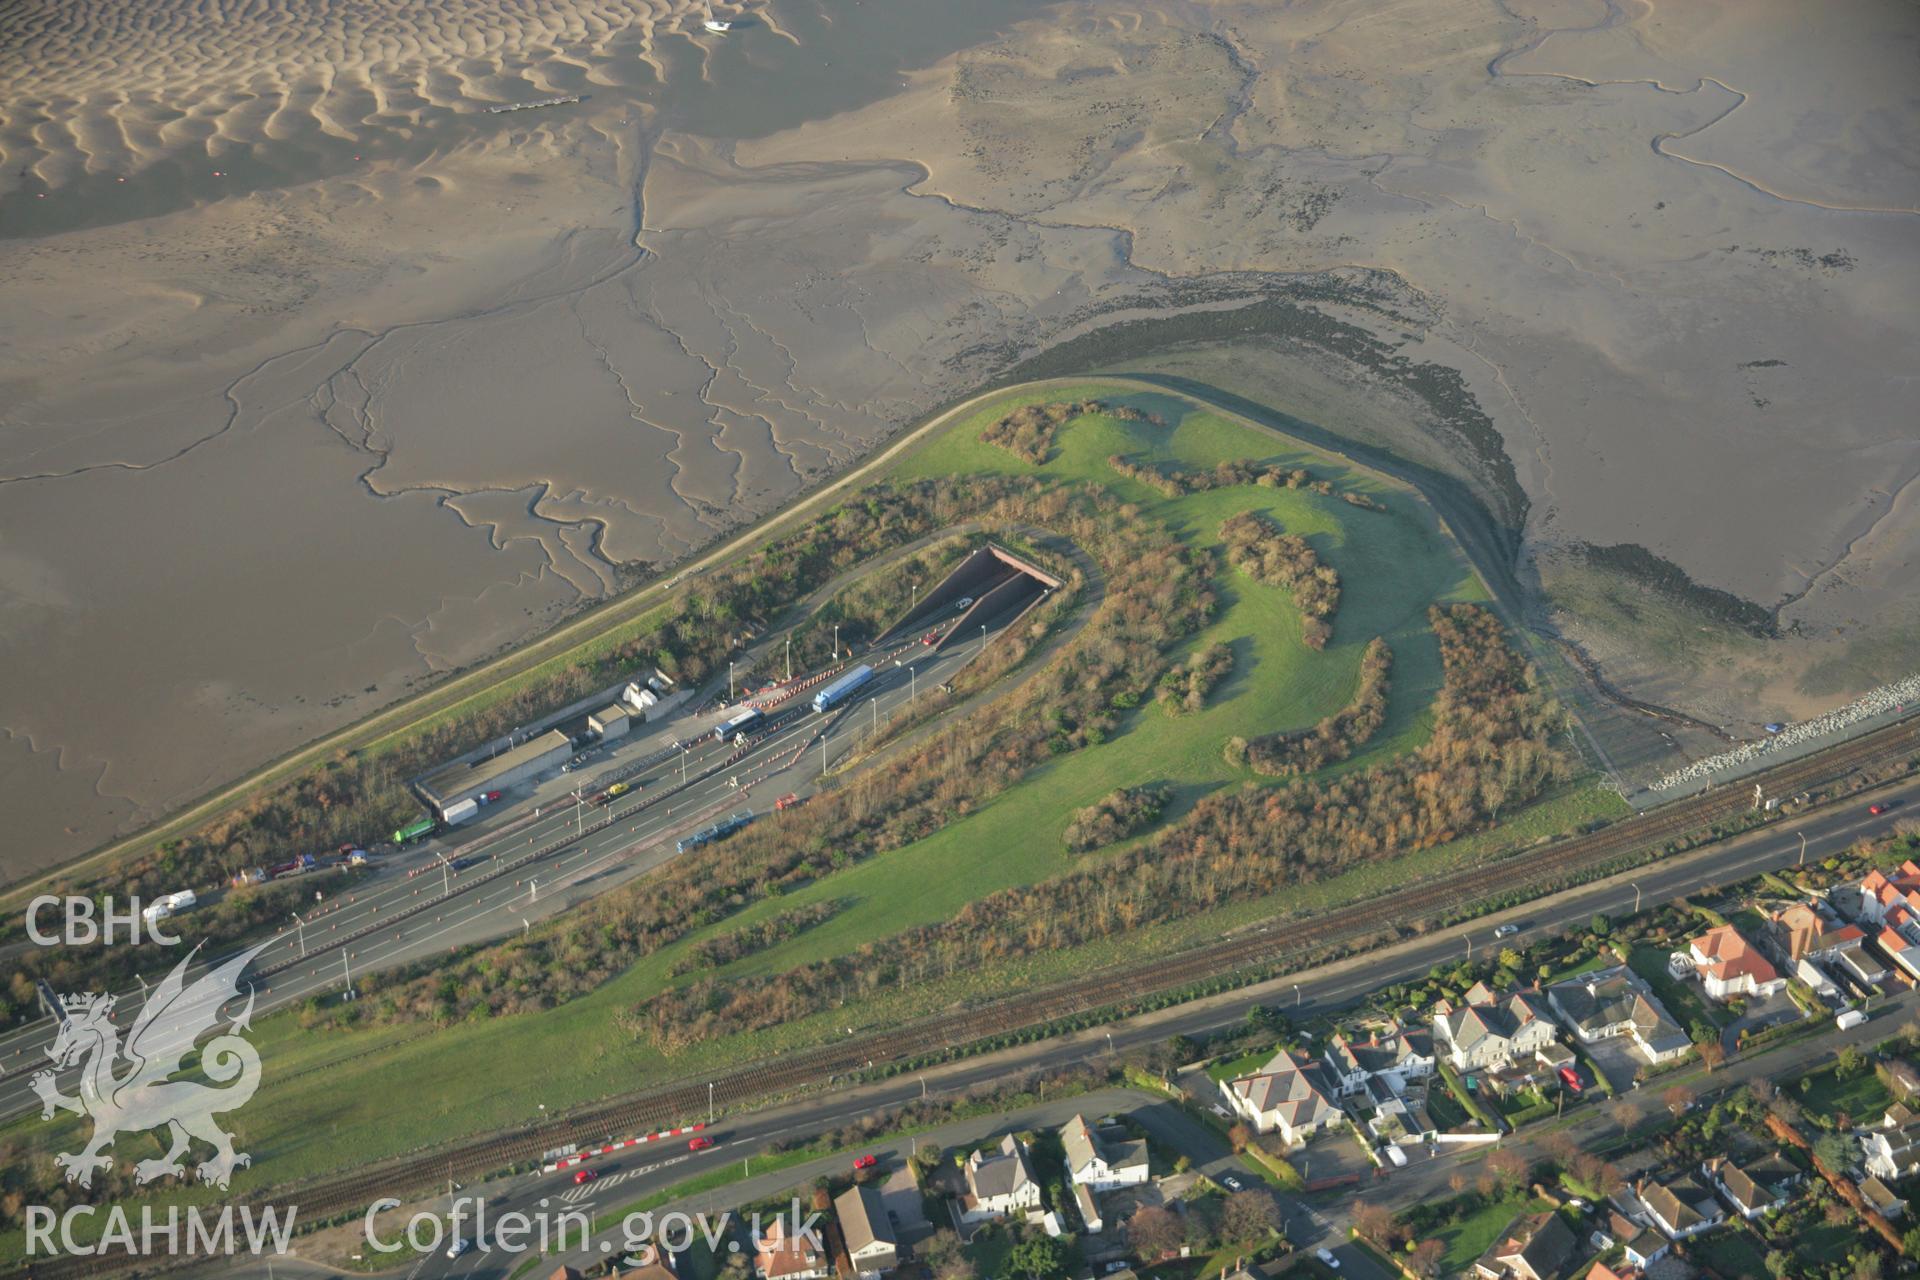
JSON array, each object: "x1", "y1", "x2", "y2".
[
  {"x1": 1109, "y1": 453, "x2": 1384, "y2": 511},
  {"x1": 981, "y1": 400, "x2": 1155, "y2": 464},
  {"x1": 1158, "y1": 641, "x2": 1233, "y2": 715},
  {"x1": 1219, "y1": 511, "x2": 1341, "y2": 648},
  {"x1": 1228, "y1": 636, "x2": 1391, "y2": 776},
  {"x1": 1062, "y1": 784, "x2": 1170, "y2": 853}
]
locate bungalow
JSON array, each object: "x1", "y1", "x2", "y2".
[
  {"x1": 961, "y1": 1135, "x2": 1043, "y2": 1222},
  {"x1": 1547, "y1": 968, "x2": 1690, "y2": 1063},
  {"x1": 1770, "y1": 900, "x2": 1866, "y2": 963},
  {"x1": 754, "y1": 1219, "x2": 831, "y2": 1280},
  {"x1": 1321, "y1": 1022, "x2": 1435, "y2": 1097},
  {"x1": 1702, "y1": 1153, "x2": 1801, "y2": 1219},
  {"x1": 1365, "y1": 1077, "x2": 1439, "y2": 1144},
  {"x1": 1220, "y1": 1050, "x2": 1343, "y2": 1145},
  {"x1": 1860, "y1": 1110, "x2": 1920, "y2": 1181},
  {"x1": 834, "y1": 1185, "x2": 897, "y2": 1279},
  {"x1": 1434, "y1": 989, "x2": 1560, "y2": 1072},
  {"x1": 1470, "y1": 1210, "x2": 1576, "y2": 1280},
  {"x1": 1595, "y1": 1210, "x2": 1668, "y2": 1271},
  {"x1": 1687, "y1": 925, "x2": 1785, "y2": 1001},
  {"x1": 1058, "y1": 1114, "x2": 1149, "y2": 1191},
  {"x1": 1637, "y1": 1172, "x2": 1725, "y2": 1241},
  {"x1": 1859, "y1": 1176, "x2": 1906, "y2": 1220}
]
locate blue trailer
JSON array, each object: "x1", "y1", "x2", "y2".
[
  {"x1": 676, "y1": 810, "x2": 756, "y2": 854},
  {"x1": 812, "y1": 664, "x2": 875, "y2": 714}
]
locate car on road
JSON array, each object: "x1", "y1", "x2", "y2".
[
  {"x1": 1493, "y1": 922, "x2": 1519, "y2": 938},
  {"x1": 853, "y1": 1154, "x2": 879, "y2": 1170},
  {"x1": 448, "y1": 855, "x2": 479, "y2": 871},
  {"x1": 776, "y1": 793, "x2": 802, "y2": 811},
  {"x1": 608, "y1": 782, "x2": 630, "y2": 797},
  {"x1": 1315, "y1": 1248, "x2": 1339, "y2": 1269},
  {"x1": 446, "y1": 1237, "x2": 471, "y2": 1259},
  {"x1": 484, "y1": 790, "x2": 503, "y2": 802},
  {"x1": 574, "y1": 1168, "x2": 598, "y2": 1185},
  {"x1": 688, "y1": 1136, "x2": 715, "y2": 1151},
  {"x1": 1217, "y1": 1172, "x2": 1246, "y2": 1192},
  {"x1": 1871, "y1": 802, "x2": 1892, "y2": 816}
]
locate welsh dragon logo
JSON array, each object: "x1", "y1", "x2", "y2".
[{"x1": 31, "y1": 942, "x2": 267, "y2": 1189}]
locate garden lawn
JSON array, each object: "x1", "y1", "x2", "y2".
[
  {"x1": 1627, "y1": 944, "x2": 1727, "y2": 1035},
  {"x1": 1694, "y1": 1225, "x2": 1771, "y2": 1280},
  {"x1": 1428, "y1": 1195, "x2": 1552, "y2": 1274},
  {"x1": 1796, "y1": 1062, "x2": 1893, "y2": 1123}
]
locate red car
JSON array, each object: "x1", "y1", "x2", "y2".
[
  {"x1": 573, "y1": 1168, "x2": 597, "y2": 1185},
  {"x1": 853, "y1": 1154, "x2": 879, "y2": 1171},
  {"x1": 1557, "y1": 1066, "x2": 1583, "y2": 1094},
  {"x1": 1871, "y1": 803, "x2": 1890, "y2": 816},
  {"x1": 776, "y1": 793, "x2": 802, "y2": 811},
  {"x1": 484, "y1": 790, "x2": 504, "y2": 802},
  {"x1": 688, "y1": 1136, "x2": 715, "y2": 1152}
]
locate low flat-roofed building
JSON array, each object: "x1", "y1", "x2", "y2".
[
  {"x1": 590, "y1": 704, "x2": 631, "y2": 740},
  {"x1": 418, "y1": 728, "x2": 573, "y2": 811}
]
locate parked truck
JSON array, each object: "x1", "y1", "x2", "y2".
[
  {"x1": 811, "y1": 664, "x2": 875, "y2": 714},
  {"x1": 393, "y1": 815, "x2": 436, "y2": 845},
  {"x1": 442, "y1": 797, "x2": 480, "y2": 826}
]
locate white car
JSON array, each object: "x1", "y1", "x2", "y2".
[
  {"x1": 446, "y1": 1237, "x2": 471, "y2": 1259},
  {"x1": 1316, "y1": 1248, "x2": 1340, "y2": 1269},
  {"x1": 1493, "y1": 923, "x2": 1519, "y2": 938}
]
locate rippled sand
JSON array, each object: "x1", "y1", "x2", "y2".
[{"x1": 2, "y1": 0, "x2": 1916, "y2": 878}]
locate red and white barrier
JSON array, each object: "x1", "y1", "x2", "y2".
[{"x1": 542, "y1": 1122, "x2": 707, "y2": 1173}]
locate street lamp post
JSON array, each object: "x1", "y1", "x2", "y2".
[
  {"x1": 786, "y1": 637, "x2": 792, "y2": 683},
  {"x1": 821, "y1": 732, "x2": 829, "y2": 775},
  {"x1": 729, "y1": 660, "x2": 735, "y2": 701},
  {"x1": 1293, "y1": 982, "x2": 1301, "y2": 1008},
  {"x1": 682, "y1": 746, "x2": 689, "y2": 786},
  {"x1": 1799, "y1": 831, "x2": 1808, "y2": 866},
  {"x1": 833, "y1": 624, "x2": 840, "y2": 659},
  {"x1": 709, "y1": 1081, "x2": 715, "y2": 1125},
  {"x1": 1631, "y1": 882, "x2": 1643, "y2": 914},
  {"x1": 871, "y1": 696, "x2": 879, "y2": 736},
  {"x1": 979, "y1": 624, "x2": 987, "y2": 656},
  {"x1": 292, "y1": 912, "x2": 306, "y2": 958}
]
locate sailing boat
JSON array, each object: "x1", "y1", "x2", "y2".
[{"x1": 701, "y1": 1, "x2": 732, "y2": 32}]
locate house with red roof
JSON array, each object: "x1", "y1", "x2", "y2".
[{"x1": 1687, "y1": 925, "x2": 1784, "y2": 1001}]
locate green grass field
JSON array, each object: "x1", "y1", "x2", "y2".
[{"x1": 2, "y1": 381, "x2": 1631, "y2": 1256}]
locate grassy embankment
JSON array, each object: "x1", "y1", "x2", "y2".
[{"x1": 1, "y1": 383, "x2": 1625, "y2": 1259}]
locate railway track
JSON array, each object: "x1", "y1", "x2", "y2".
[{"x1": 12, "y1": 715, "x2": 1918, "y2": 1280}]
